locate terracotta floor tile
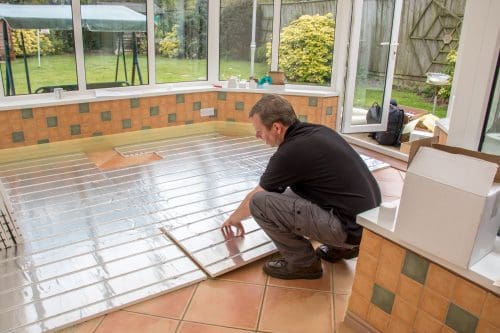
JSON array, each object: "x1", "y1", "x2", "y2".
[
  {"x1": 184, "y1": 279, "x2": 264, "y2": 330},
  {"x1": 86, "y1": 150, "x2": 161, "y2": 170},
  {"x1": 123, "y1": 285, "x2": 196, "y2": 319},
  {"x1": 268, "y1": 260, "x2": 332, "y2": 291},
  {"x1": 333, "y1": 259, "x2": 357, "y2": 294},
  {"x1": 95, "y1": 310, "x2": 178, "y2": 333},
  {"x1": 337, "y1": 320, "x2": 367, "y2": 333},
  {"x1": 259, "y1": 286, "x2": 333, "y2": 333},
  {"x1": 218, "y1": 258, "x2": 268, "y2": 285},
  {"x1": 177, "y1": 321, "x2": 252, "y2": 333},
  {"x1": 335, "y1": 294, "x2": 349, "y2": 324},
  {"x1": 58, "y1": 316, "x2": 104, "y2": 333}
]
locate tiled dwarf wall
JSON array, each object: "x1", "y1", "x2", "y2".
[
  {"x1": 347, "y1": 230, "x2": 500, "y2": 333},
  {"x1": 0, "y1": 92, "x2": 337, "y2": 149}
]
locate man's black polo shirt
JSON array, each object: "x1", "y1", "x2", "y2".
[{"x1": 259, "y1": 120, "x2": 381, "y2": 245}]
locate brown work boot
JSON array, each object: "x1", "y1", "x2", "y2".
[
  {"x1": 316, "y1": 244, "x2": 359, "y2": 263},
  {"x1": 263, "y1": 257, "x2": 323, "y2": 280}
]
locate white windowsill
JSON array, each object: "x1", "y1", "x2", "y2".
[{"x1": 0, "y1": 83, "x2": 339, "y2": 111}]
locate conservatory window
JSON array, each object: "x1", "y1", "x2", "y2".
[
  {"x1": 154, "y1": 0, "x2": 208, "y2": 84},
  {"x1": 0, "y1": 0, "x2": 77, "y2": 96},
  {"x1": 278, "y1": 0, "x2": 337, "y2": 86},
  {"x1": 219, "y1": 0, "x2": 272, "y2": 82},
  {"x1": 80, "y1": 0, "x2": 148, "y2": 89}
]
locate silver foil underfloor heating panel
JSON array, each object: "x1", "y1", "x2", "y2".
[{"x1": 0, "y1": 133, "x2": 389, "y2": 332}]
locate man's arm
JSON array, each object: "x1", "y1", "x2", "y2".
[{"x1": 221, "y1": 185, "x2": 264, "y2": 238}]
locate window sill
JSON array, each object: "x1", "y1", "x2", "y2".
[{"x1": 0, "y1": 84, "x2": 339, "y2": 111}]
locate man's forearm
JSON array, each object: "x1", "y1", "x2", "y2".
[{"x1": 229, "y1": 185, "x2": 264, "y2": 221}]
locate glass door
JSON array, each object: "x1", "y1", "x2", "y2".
[{"x1": 342, "y1": 0, "x2": 403, "y2": 133}]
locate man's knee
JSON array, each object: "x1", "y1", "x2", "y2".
[{"x1": 249, "y1": 191, "x2": 267, "y2": 218}]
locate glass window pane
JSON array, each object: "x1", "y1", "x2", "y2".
[
  {"x1": 0, "y1": 1, "x2": 77, "y2": 96},
  {"x1": 279, "y1": 0, "x2": 337, "y2": 86},
  {"x1": 80, "y1": 0, "x2": 148, "y2": 88},
  {"x1": 155, "y1": 0, "x2": 208, "y2": 84},
  {"x1": 219, "y1": 0, "x2": 272, "y2": 82},
  {"x1": 352, "y1": 0, "x2": 394, "y2": 124}
]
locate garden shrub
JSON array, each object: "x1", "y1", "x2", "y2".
[
  {"x1": 159, "y1": 25, "x2": 180, "y2": 58},
  {"x1": 11, "y1": 30, "x2": 54, "y2": 56},
  {"x1": 438, "y1": 49, "x2": 457, "y2": 100},
  {"x1": 269, "y1": 13, "x2": 335, "y2": 84},
  {"x1": 48, "y1": 31, "x2": 74, "y2": 54}
]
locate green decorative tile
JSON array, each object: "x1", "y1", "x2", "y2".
[
  {"x1": 21, "y1": 108, "x2": 33, "y2": 119},
  {"x1": 46, "y1": 116, "x2": 58, "y2": 128},
  {"x1": 176, "y1": 94, "x2": 185, "y2": 104},
  {"x1": 370, "y1": 284, "x2": 395, "y2": 314},
  {"x1": 185, "y1": 120, "x2": 194, "y2": 125},
  {"x1": 149, "y1": 106, "x2": 159, "y2": 116},
  {"x1": 217, "y1": 92, "x2": 227, "y2": 101},
  {"x1": 168, "y1": 113, "x2": 177, "y2": 123},
  {"x1": 92, "y1": 131, "x2": 103, "y2": 136},
  {"x1": 235, "y1": 101, "x2": 244, "y2": 111},
  {"x1": 227, "y1": 118, "x2": 235, "y2": 122},
  {"x1": 308, "y1": 96, "x2": 318, "y2": 107},
  {"x1": 402, "y1": 251, "x2": 429, "y2": 284},
  {"x1": 142, "y1": 125, "x2": 152, "y2": 130},
  {"x1": 12, "y1": 131, "x2": 25, "y2": 143},
  {"x1": 193, "y1": 101, "x2": 201, "y2": 110},
  {"x1": 445, "y1": 303, "x2": 478, "y2": 333},
  {"x1": 79, "y1": 103, "x2": 89, "y2": 113},
  {"x1": 298, "y1": 115, "x2": 308, "y2": 122},
  {"x1": 122, "y1": 119, "x2": 132, "y2": 129},
  {"x1": 101, "y1": 111, "x2": 112, "y2": 121},
  {"x1": 130, "y1": 98, "x2": 140, "y2": 108},
  {"x1": 70, "y1": 124, "x2": 81, "y2": 135},
  {"x1": 326, "y1": 106, "x2": 333, "y2": 115},
  {"x1": 37, "y1": 139, "x2": 49, "y2": 144}
]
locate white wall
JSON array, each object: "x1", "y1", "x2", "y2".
[{"x1": 447, "y1": 0, "x2": 500, "y2": 150}]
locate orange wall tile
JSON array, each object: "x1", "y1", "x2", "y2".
[
  {"x1": 347, "y1": 230, "x2": 500, "y2": 333},
  {"x1": 0, "y1": 92, "x2": 338, "y2": 149}
]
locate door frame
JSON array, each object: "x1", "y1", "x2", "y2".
[{"x1": 341, "y1": 0, "x2": 403, "y2": 134}]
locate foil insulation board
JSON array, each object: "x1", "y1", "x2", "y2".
[{"x1": 0, "y1": 132, "x2": 389, "y2": 332}]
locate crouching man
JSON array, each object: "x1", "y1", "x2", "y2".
[{"x1": 222, "y1": 94, "x2": 381, "y2": 279}]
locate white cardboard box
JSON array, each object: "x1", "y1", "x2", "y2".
[{"x1": 394, "y1": 147, "x2": 500, "y2": 269}]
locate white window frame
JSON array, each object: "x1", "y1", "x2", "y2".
[
  {"x1": 0, "y1": 0, "x2": 345, "y2": 103},
  {"x1": 446, "y1": 0, "x2": 500, "y2": 151}
]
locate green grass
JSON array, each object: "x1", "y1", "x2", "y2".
[
  {"x1": 355, "y1": 87, "x2": 448, "y2": 118},
  {"x1": 3, "y1": 54, "x2": 446, "y2": 118},
  {"x1": 2, "y1": 54, "x2": 268, "y2": 94}
]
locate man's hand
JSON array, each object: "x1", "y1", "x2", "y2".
[
  {"x1": 220, "y1": 186, "x2": 263, "y2": 239},
  {"x1": 221, "y1": 216, "x2": 245, "y2": 238}
]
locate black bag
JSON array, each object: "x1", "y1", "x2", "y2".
[
  {"x1": 373, "y1": 104, "x2": 405, "y2": 146},
  {"x1": 366, "y1": 103, "x2": 381, "y2": 124}
]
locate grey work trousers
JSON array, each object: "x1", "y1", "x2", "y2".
[{"x1": 249, "y1": 190, "x2": 351, "y2": 268}]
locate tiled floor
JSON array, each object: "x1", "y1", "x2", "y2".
[{"x1": 58, "y1": 150, "x2": 406, "y2": 333}]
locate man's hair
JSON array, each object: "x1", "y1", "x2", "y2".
[{"x1": 249, "y1": 94, "x2": 297, "y2": 129}]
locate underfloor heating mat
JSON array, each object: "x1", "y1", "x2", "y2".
[{"x1": 0, "y1": 132, "x2": 390, "y2": 332}]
